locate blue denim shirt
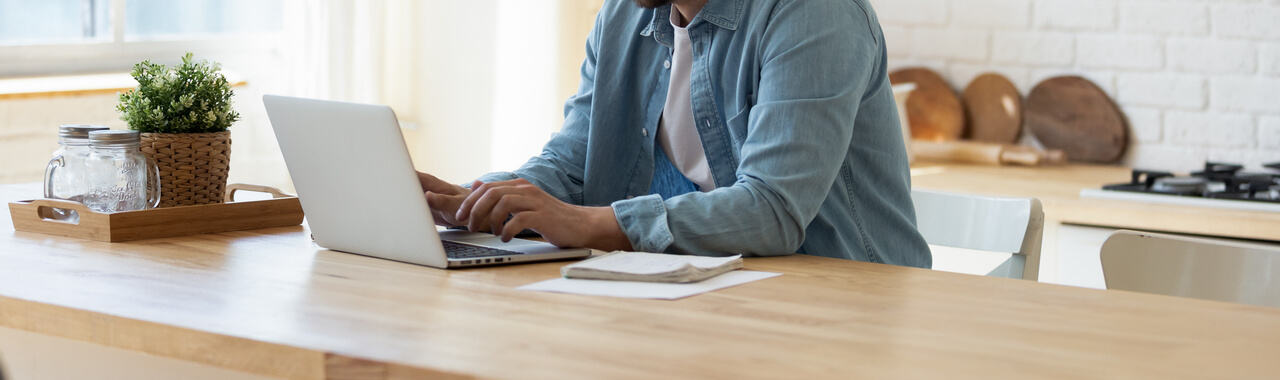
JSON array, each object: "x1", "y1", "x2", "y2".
[{"x1": 475, "y1": 0, "x2": 931, "y2": 268}]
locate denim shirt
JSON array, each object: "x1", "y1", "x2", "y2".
[{"x1": 475, "y1": 0, "x2": 931, "y2": 268}]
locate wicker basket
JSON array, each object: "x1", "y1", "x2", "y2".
[{"x1": 140, "y1": 131, "x2": 232, "y2": 207}]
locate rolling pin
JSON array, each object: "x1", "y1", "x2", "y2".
[{"x1": 912, "y1": 140, "x2": 1046, "y2": 166}]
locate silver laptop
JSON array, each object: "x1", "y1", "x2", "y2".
[{"x1": 263, "y1": 95, "x2": 591, "y2": 269}]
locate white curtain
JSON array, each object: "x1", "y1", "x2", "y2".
[{"x1": 278, "y1": 0, "x2": 573, "y2": 182}]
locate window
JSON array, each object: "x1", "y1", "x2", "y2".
[
  {"x1": 0, "y1": 0, "x2": 109, "y2": 46},
  {"x1": 125, "y1": 0, "x2": 283, "y2": 41},
  {"x1": 0, "y1": 0, "x2": 283, "y2": 77}
]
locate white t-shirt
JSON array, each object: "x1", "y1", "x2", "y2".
[{"x1": 656, "y1": 10, "x2": 715, "y2": 192}]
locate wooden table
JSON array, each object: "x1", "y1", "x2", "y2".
[
  {"x1": 3, "y1": 183, "x2": 1280, "y2": 379},
  {"x1": 909, "y1": 160, "x2": 1280, "y2": 241}
]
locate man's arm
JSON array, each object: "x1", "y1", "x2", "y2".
[{"x1": 611, "y1": 0, "x2": 879, "y2": 256}]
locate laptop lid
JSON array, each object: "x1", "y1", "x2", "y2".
[{"x1": 264, "y1": 95, "x2": 450, "y2": 267}]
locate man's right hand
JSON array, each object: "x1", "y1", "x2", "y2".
[{"x1": 417, "y1": 171, "x2": 471, "y2": 228}]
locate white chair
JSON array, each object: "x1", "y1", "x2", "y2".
[
  {"x1": 1101, "y1": 230, "x2": 1280, "y2": 308},
  {"x1": 912, "y1": 189, "x2": 1044, "y2": 281}
]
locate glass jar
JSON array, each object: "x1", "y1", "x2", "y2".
[
  {"x1": 84, "y1": 130, "x2": 161, "y2": 213},
  {"x1": 43, "y1": 125, "x2": 109, "y2": 221}
]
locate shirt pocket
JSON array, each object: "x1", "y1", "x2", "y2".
[{"x1": 725, "y1": 92, "x2": 756, "y2": 149}]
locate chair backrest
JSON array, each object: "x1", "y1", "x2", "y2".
[
  {"x1": 911, "y1": 189, "x2": 1044, "y2": 280},
  {"x1": 1101, "y1": 230, "x2": 1280, "y2": 308}
]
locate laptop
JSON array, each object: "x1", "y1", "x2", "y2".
[{"x1": 262, "y1": 95, "x2": 592, "y2": 269}]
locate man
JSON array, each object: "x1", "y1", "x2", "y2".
[{"x1": 418, "y1": 0, "x2": 931, "y2": 267}]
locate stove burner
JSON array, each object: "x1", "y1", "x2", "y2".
[
  {"x1": 1102, "y1": 161, "x2": 1280, "y2": 204},
  {"x1": 1152, "y1": 177, "x2": 1207, "y2": 195}
]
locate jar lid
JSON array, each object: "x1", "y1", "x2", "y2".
[
  {"x1": 89, "y1": 130, "x2": 142, "y2": 147},
  {"x1": 58, "y1": 125, "x2": 110, "y2": 139}
]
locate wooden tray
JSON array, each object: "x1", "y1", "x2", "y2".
[{"x1": 8, "y1": 184, "x2": 304, "y2": 242}]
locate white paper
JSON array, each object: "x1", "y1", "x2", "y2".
[
  {"x1": 563, "y1": 252, "x2": 741, "y2": 275},
  {"x1": 517, "y1": 271, "x2": 782, "y2": 300}
]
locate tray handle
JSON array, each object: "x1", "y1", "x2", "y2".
[
  {"x1": 226, "y1": 184, "x2": 294, "y2": 202},
  {"x1": 26, "y1": 199, "x2": 92, "y2": 225}
]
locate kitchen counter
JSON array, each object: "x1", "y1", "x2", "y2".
[{"x1": 909, "y1": 160, "x2": 1280, "y2": 242}]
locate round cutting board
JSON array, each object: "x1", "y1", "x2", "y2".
[
  {"x1": 1025, "y1": 76, "x2": 1127, "y2": 163},
  {"x1": 963, "y1": 73, "x2": 1022, "y2": 144},
  {"x1": 889, "y1": 68, "x2": 965, "y2": 141}
]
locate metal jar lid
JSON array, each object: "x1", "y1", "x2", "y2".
[
  {"x1": 88, "y1": 130, "x2": 142, "y2": 147},
  {"x1": 58, "y1": 124, "x2": 110, "y2": 139}
]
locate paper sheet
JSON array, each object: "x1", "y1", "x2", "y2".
[{"x1": 517, "y1": 271, "x2": 782, "y2": 300}]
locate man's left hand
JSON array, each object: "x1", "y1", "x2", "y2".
[{"x1": 456, "y1": 179, "x2": 632, "y2": 251}]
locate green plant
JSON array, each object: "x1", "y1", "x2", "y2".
[{"x1": 117, "y1": 53, "x2": 239, "y2": 134}]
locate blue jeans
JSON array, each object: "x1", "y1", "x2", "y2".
[{"x1": 648, "y1": 145, "x2": 700, "y2": 200}]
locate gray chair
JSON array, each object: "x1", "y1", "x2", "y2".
[
  {"x1": 912, "y1": 189, "x2": 1045, "y2": 280},
  {"x1": 1101, "y1": 230, "x2": 1280, "y2": 308}
]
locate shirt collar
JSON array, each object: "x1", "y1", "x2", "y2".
[{"x1": 641, "y1": 0, "x2": 745, "y2": 38}]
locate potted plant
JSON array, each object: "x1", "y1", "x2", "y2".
[{"x1": 117, "y1": 52, "x2": 240, "y2": 207}]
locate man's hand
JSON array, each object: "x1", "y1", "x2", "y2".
[
  {"x1": 456, "y1": 178, "x2": 632, "y2": 251},
  {"x1": 417, "y1": 171, "x2": 471, "y2": 227}
]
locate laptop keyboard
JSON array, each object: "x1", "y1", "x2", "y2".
[{"x1": 443, "y1": 240, "x2": 523, "y2": 259}]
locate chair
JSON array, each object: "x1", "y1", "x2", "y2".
[
  {"x1": 911, "y1": 189, "x2": 1044, "y2": 280},
  {"x1": 1101, "y1": 230, "x2": 1280, "y2": 308}
]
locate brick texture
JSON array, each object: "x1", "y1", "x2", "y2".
[
  {"x1": 1168, "y1": 38, "x2": 1255, "y2": 75},
  {"x1": 1164, "y1": 112, "x2": 1255, "y2": 149},
  {"x1": 992, "y1": 32, "x2": 1075, "y2": 66},
  {"x1": 1213, "y1": 4, "x2": 1280, "y2": 39},
  {"x1": 1117, "y1": 73, "x2": 1204, "y2": 109},
  {"x1": 1211, "y1": 77, "x2": 1280, "y2": 113},
  {"x1": 874, "y1": 0, "x2": 1280, "y2": 168},
  {"x1": 1261, "y1": 117, "x2": 1280, "y2": 149},
  {"x1": 1120, "y1": 1, "x2": 1208, "y2": 36},
  {"x1": 1078, "y1": 35, "x2": 1164, "y2": 70},
  {"x1": 911, "y1": 29, "x2": 990, "y2": 62},
  {"x1": 1034, "y1": 0, "x2": 1117, "y2": 31}
]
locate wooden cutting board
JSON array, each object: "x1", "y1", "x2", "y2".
[
  {"x1": 963, "y1": 73, "x2": 1022, "y2": 144},
  {"x1": 1025, "y1": 76, "x2": 1127, "y2": 163},
  {"x1": 889, "y1": 68, "x2": 965, "y2": 141}
]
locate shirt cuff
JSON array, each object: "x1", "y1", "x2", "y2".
[
  {"x1": 463, "y1": 172, "x2": 521, "y2": 189},
  {"x1": 611, "y1": 194, "x2": 674, "y2": 253}
]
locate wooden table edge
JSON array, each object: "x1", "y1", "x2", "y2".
[{"x1": 0, "y1": 295, "x2": 473, "y2": 380}]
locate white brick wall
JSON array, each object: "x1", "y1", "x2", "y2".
[
  {"x1": 1120, "y1": 1, "x2": 1208, "y2": 36},
  {"x1": 1164, "y1": 111, "x2": 1254, "y2": 149},
  {"x1": 1260, "y1": 117, "x2": 1280, "y2": 149},
  {"x1": 1116, "y1": 73, "x2": 1205, "y2": 109},
  {"x1": 872, "y1": 0, "x2": 1280, "y2": 171},
  {"x1": 1034, "y1": 0, "x2": 1117, "y2": 31}
]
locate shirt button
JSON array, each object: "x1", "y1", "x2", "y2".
[
  {"x1": 642, "y1": 128, "x2": 648, "y2": 136},
  {"x1": 663, "y1": 60, "x2": 671, "y2": 69}
]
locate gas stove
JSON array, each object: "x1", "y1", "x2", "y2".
[{"x1": 1080, "y1": 162, "x2": 1280, "y2": 213}]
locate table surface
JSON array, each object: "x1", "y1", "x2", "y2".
[{"x1": 4, "y1": 182, "x2": 1280, "y2": 379}]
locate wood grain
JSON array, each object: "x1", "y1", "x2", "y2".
[
  {"x1": 8, "y1": 184, "x2": 303, "y2": 242},
  {"x1": 4, "y1": 183, "x2": 1280, "y2": 379},
  {"x1": 889, "y1": 68, "x2": 965, "y2": 141},
  {"x1": 1025, "y1": 76, "x2": 1128, "y2": 163},
  {"x1": 912, "y1": 140, "x2": 1042, "y2": 166},
  {"x1": 963, "y1": 73, "x2": 1023, "y2": 144}
]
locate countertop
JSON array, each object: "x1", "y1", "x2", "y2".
[{"x1": 909, "y1": 160, "x2": 1280, "y2": 242}]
